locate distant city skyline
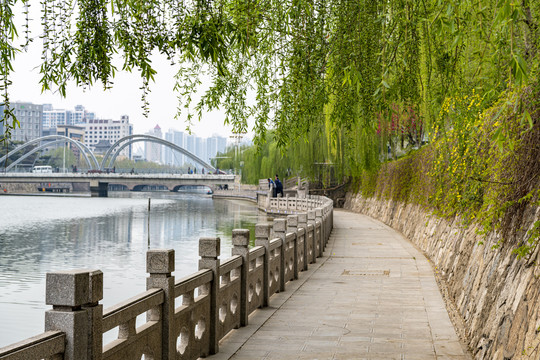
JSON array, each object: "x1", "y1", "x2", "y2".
[
  {"x1": 7, "y1": 90, "x2": 240, "y2": 140},
  {"x1": 7, "y1": 98, "x2": 250, "y2": 143},
  {"x1": 7, "y1": 2, "x2": 254, "y2": 140},
  {"x1": 1, "y1": 100, "x2": 241, "y2": 169}
]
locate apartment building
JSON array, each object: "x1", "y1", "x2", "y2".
[
  {"x1": 42, "y1": 104, "x2": 95, "y2": 129},
  {"x1": 0, "y1": 102, "x2": 43, "y2": 142},
  {"x1": 82, "y1": 115, "x2": 133, "y2": 157}
]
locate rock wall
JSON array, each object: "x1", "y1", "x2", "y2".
[
  {"x1": 344, "y1": 193, "x2": 540, "y2": 360},
  {"x1": 0, "y1": 182, "x2": 38, "y2": 194}
]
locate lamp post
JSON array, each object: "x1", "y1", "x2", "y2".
[{"x1": 63, "y1": 140, "x2": 66, "y2": 173}]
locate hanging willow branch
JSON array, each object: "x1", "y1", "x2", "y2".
[{"x1": 0, "y1": 0, "x2": 538, "y2": 172}]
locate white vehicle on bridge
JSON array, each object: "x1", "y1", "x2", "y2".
[{"x1": 32, "y1": 165, "x2": 53, "y2": 173}]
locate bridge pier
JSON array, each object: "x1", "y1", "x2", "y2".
[{"x1": 90, "y1": 181, "x2": 108, "y2": 197}]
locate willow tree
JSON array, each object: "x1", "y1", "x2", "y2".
[
  {"x1": 1, "y1": 0, "x2": 539, "y2": 179},
  {"x1": 1, "y1": 0, "x2": 238, "y2": 142}
]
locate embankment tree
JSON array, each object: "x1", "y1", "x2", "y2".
[{"x1": 0, "y1": 0, "x2": 538, "y2": 175}]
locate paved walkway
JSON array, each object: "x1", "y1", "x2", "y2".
[{"x1": 210, "y1": 210, "x2": 471, "y2": 360}]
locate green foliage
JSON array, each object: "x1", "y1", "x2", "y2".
[
  {"x1": 45, "y1": 147, "x2": 77, "y2": 168},
  {"x1": 213, "y1": 127, "x2": 339, "y2": 186},
  {"x1": 0, "y1": 0, "x2": 539, "y2": 180},
  {"x1": 513, "y1": 219, "x2": 540, "y2": 261},
  {"x1": 357, "y1": 81, "x2": 540, "y2": 258}
]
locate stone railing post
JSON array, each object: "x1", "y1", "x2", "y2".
[
  {"x1": 198, "y1": 237, "x2": 220, "y2": 355},
  {"x1": 232, "y1": 229, "x2": 250, "y2": 327},
  {"x1": 287, "y1": 214, "x2": 299, "y2": 280},
  {"x1": 45, "y1": 270, "x2": 95, "y2": 360},
  {"x1": 273, "y1": 218, "x2": 287, "y2": 292},
  {"x1": 298, "y1": 213, "x2": 308, "y2": 271},
  {"x1": 255, "y1": 224, "x2": 271, "y2": 307},
  {"x1": 82, "y1": 270, "x2": 103, "y2": 360},
  {"x1": 308, "y1": 210, "x2": 317, "y2": 263},
  {"x1": 146, "y1": 249, "x2": 175, "y2": 360},
  {"x1": 267, "y1": 185, "x2": 273, "y2": 208},
  {"x1": 315, "y1": 208, "x2": 324, "y2": 256}
]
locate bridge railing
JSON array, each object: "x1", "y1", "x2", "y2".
[{"x1": 0, "y1": 195, "x2": 333, "y2": 360}]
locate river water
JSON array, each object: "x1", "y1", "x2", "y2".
[{"x1": 0, "y1": 192, "x2": 265, "y2": 347}]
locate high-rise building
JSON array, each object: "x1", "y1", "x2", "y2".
[
  {"x1": 73, "y1": 105, "x2": 95, "y2": 124},
  {"x1": 195, "y1": 137, "x2": 206, "y2": 164},
  {"x1": 144, "y1": 124, "x2": 162, "y2": 163},
  {"x1": 216, "y1": 136, "x2": 227, "y2": 154},
  {"x1": 56, "y1": 125, "x2": 85, "y2": 163},
  {"x1": 0, "y1": 102, "x2": 43, "y2": 142},
  {"x1": 164, "y1": 129, "x2": 185, "y2": 166},
  {"x1": 206, "y1": 137, "x2": 217, "y2": 165},
  {"x1": 43, "y1": 104, "x2": 95, "y2": 129},
  {"x1": 42, "y1": 108, "x2": 69, "y2": 129},
  {"x1": 152, "y1": 130, "x2": 229, "y2": 169},
  {"x1": 185, "y1": 134, "x2": 196, "y2": 158}
]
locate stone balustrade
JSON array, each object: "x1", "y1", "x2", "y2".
[{"x1": 0, "y1": 195, "x2": 333, "y2": 360}]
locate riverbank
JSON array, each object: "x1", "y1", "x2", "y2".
[{"x1": 0, "y1": 193, "x2": 262, "y2": 347}]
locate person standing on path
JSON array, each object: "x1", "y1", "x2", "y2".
[{"x1": 274, "y1": 174, "x2": 283, "y2": 197}]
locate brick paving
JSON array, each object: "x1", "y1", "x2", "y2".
[{"x1": 209, "y1": 210, "x2": 471, "y2": 360}]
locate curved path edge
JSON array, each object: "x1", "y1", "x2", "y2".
[{"x1": 208, "y1": 209, "x2": 472, "y2": 360}]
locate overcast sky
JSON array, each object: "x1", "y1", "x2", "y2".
[{"x1": 7, "y1": 3, "x2": 252, "y2": 140}]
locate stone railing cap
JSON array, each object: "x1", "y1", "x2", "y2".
[
  {"x1": 255, "y1": 223, "x2": 271, "y2": 238},
  {"x1": 273, "y1": 218, "x2": 287, "y2": 232},
  {"x1": 147, "y1": 249, "x2": 175, "y2": 274},
  {"x1": 199, "y1": 237, "x2": 221, "y2": 257},
  {"x1": 287, "y1": 214, "x2": 298, "y2": 226},
  {"x1": 46, "y1": 270, "x2": 90, "y2": 307},
  {"x1": 232, "y1": 229, "x2": 250, "y2": 246}
]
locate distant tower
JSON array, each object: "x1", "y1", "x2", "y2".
[
  {"x1": 145, "y1": 124, "x2": 162, "y2": 163},
  {"x1": 164, "y1": 129, "x2": 186, "y2": 166}
]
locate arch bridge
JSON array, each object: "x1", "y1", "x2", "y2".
[
  {"x1": 1, "y1": 134, "x2": 217, "y2": 173},
  {"x1": 0, "y1": 135, "x2": 99, "y2": 171},
  {"x1": 100, "y1": 134, "x2": 215, "y2": 172},
  {"x1": 0, "y1": 134, "x2": 228, "y2": 196}
]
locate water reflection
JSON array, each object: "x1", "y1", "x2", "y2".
[{"x1": 0, "y1": 192, "x2": 268, "y2": 347}]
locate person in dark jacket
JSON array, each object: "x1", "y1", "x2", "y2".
[
  {"x1": 274, "y1": 175, "x2": 283, "y2": 197},
  {"x1": 268, "y1": 178, "x2": 276, "y2": 197}
]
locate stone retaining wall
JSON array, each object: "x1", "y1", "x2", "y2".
[
  {"x1": 344, "y1": 193, "x2": 540, "y2": 360},
  {"x1": 0, "y1": 182, "x2": 37, "y2": 193}
]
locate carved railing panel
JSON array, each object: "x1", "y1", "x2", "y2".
[
  {"x1": 217, "y1": 257, "x2": 242, "y2": 340},
  {"x1": 247, "y1": 246, "x2": 265, "y2": 314},
  {"x1": 102, "y1": 289, "x2": 164, "y2": 360},
  {"x1": 268, "y1": 239, "x2": 282, "y2": 297},
  {"x1": 284, "y1": 233, "x2": 295, "y2": 283},
  {"x1": 174, "y1": 270, "x2": 213, "y2": 360},
  {"x1": 296, "y1": 228, "x2": 306, "y2": 272}
]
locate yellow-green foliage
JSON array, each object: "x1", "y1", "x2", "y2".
[
  {"x1": 430, "y1": 90, "x2": 485, "y2": 220},
  {"x1": 358, "y1": 82, "x2": 540, "y2": 257}
]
